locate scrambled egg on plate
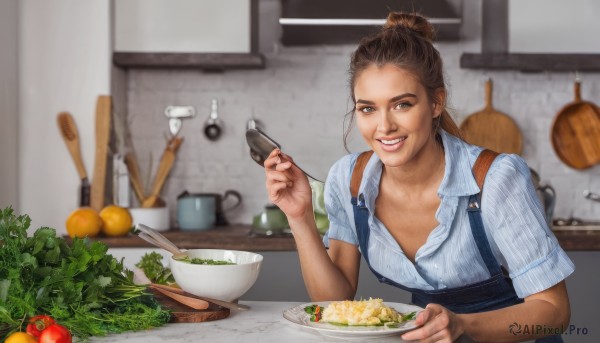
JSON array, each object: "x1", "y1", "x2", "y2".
[{"x1": 321, "y1": 298, "x2": 402, "y2": 326}]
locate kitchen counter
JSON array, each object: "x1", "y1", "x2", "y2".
[
  {"x1": 70, "y1": 225, "x2": 297, "y2": 251},
  {"x1": 89, "y1": 301, "x2": 412, "y2": 343},
  {"x1": 81, "y1": 224, "x2": 600, "y2": 251}
]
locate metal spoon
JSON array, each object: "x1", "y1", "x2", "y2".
[
  {"x1": 245, "y1": 128, "x2": 324, "y2": 183},
  {"x1": 135, "y1": 224, "x2": 188, "y2": 260}
]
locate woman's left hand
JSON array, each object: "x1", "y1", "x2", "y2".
[{"x1": 400, "y1": 304, "x2": 464, "y2": 342}]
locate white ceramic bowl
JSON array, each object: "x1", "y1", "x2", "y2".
[
  {"x1": 129, "y1": 207, "x2": 170, "y2": 232},
  {"x1": 170, "y1": 249, "x2": 263, "y2": 302}
]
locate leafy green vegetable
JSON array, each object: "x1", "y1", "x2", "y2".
[
  {"x1": 135, "y1": 252, "x2": 175, "y2": 285},
  {"x1": 0, "y1": 207, "x2": 170, "y2": 341}
]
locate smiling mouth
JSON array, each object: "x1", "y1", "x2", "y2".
[{"x1": 377, "y1": 137, "x2": 407, "y2": 145}]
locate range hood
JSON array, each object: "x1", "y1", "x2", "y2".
[{"x1": 280, "y1": 0, "x2": 462, "y2": 45}]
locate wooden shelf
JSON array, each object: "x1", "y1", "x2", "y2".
[
  {"x1": 66, "y1": 224, "x2": 600, "y2": 252},
  {"x1": 113, "y1": 52, "x2": 266, "y2": 70},
  {"x1": 69, "y1": 224, "x2": 296, "y2": 252},
  {"x1": 460, "y1": 53, "x2": 600, "y2": 72},
  {"x1": 552, "y1": 229, "x2": 600, "y2": 251}
]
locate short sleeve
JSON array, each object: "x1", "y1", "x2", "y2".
[
  {"x1": 322, "y1": 155, "x2": 359, "y2": 248},
  {"x1": 483, "y1": 154, "x2": 575, "y2": 298}
]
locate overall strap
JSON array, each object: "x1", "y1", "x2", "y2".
[
  {"x1": 468, "y1": 149, "x2": 502, "y2": 276},
  {"x1": 351, "y1": 150, "x2": 374, "y2": 265},
  {"x1": 350, "y1": 151, "x2": 374, "y2": 198},
  {"x1": 472, "y1": 149, "x2": 500, "y2": 202}
]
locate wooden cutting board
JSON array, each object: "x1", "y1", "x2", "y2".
[
  {"x1": 550, "y1": 81, "x2": 600, "y2": 169},
  {"x1": 460, "y1": 79, "x2": 523, "y2": 155},
  {"x1": 151, "y1": 289, "x2": 230, "y2": 323}
]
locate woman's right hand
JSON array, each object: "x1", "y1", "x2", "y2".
[{"x1": 264, "y1": 148, "x2": 313, "y2": 221}]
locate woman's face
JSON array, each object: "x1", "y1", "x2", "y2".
[{"x1": 353, "y1": 64, "x2": 442, "y2": 168}]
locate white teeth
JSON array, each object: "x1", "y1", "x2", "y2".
[{"x1": 380, "y1": 137, "x2": 405, "y2": 145}]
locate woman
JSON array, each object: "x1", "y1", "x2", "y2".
[{"x1": 264, "y1": 12, "x2": 574, "y2": 342}]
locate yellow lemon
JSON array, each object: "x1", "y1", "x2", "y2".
[
  {"x1": 65, "y1": 207, "x2": 103, "y2": 238},
  {"x1": 5, "y1": 332, "x2": 38, "y2": 343},
  {"x1": 99, "y1": 205, "x2": 133, "y2": 237}
]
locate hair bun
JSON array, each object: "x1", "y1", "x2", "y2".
[{"x1": 383, "y1": 12, "x2": 435, "y2": 42}]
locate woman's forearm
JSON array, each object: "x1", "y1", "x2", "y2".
[
  {"x1": 287, "y1": 214, "x2": 357, "y2": 301},
  {"x1": 459, "y1": 284, "x2": 570, "y2": 342}
]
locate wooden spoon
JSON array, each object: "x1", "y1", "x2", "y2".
[
  {"x1": 151, "y1": 285, "x2": 210, "y2": 310},
  {"x1": 460, "y1": 79, "x2": 523, "y2": 154},
  {"x1": 56, "y1": 112, "x2": 90, "y2": 206},
  {"x1": 150, "y1": 283, "x2": 250, "y2": 311},
  {"x1": 134, "y1": 268, "x2": 249, "y2": 311},
  {"x1": 142, "y1": 136, "x2": 183, "y2": 208}
]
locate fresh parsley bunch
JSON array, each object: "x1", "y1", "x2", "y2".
[
  {"x1": 135, "y1": 252, "x2": 175, "y2": 285},
  {"x1": 0, "y1": 208, "x2": 170, "y2": 341}
]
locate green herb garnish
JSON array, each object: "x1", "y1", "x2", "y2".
[
  {"x1": 136, "y1": 252, "x2": 175, "y2": 285},
  {"x1": 402, "y1": 311, "x2": 417, "y2": 321},
  {"x1": 304, "y1": 304, "x2": 323, "y2": 322},
  {"x1": 0, "y1": 207, "x2": 170, "y2": 341},
  {"x1": 180, "y1": 257, "x2": 236, "y2": 265}
]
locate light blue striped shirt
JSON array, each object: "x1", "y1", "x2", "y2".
[{"x1": 323, "y1": 130, "x2": 574, "y2": 298}]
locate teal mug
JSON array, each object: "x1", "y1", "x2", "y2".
[{"x1": 177, "y1": 190, "x2": 242, "y2": 230}]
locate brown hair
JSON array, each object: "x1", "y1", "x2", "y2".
[{"x1": 343, "y1": 12, "x2": 462, "y2": 151}]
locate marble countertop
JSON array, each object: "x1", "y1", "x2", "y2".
[{"x1": 89, "y1": 301, "x2": 411, "y2": 343}]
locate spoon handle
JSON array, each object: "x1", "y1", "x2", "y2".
[
  {"x1": 137, "y1": 232, "x2": 181, "y2": 256},
  {"x1": 150, "y1": 285, "x2": 210, "y2": 310},
  {"x1": 137, "y1": 224, "x2": 182, "y2": 253},
  {"x1": 151, "y1": 283, "x2": 250, "y2": 311},
  {"x1": 294, "y1": 163, "x2": 323, "y2": 184}
]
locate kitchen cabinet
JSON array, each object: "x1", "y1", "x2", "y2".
[
  {"x1": 461, "y1": 0, "x2": 600, "y2": 71},
  {"x1": 113, "y1": 0, "x2": 264, "y2": 69}
]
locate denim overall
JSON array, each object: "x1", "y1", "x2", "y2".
[{"x1": 350, "y1": 151, "x2": 563, "y2": 342}]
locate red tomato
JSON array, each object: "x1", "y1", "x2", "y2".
[
  {"x1": 26, "y1": 315, "x2": 56, "y2": 338},
  {"x1": 38, "y1": 324, "x2": 72, "y2": 343}
]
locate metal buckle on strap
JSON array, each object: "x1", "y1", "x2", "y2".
[
  {"x1": 358, "y1": 194, "x2": 366, "y2": 208},
  {"x1": 468, "y1": 201, "x2": 480, "y2": 209}
]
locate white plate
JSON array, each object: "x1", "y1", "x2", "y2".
[{"x1": 283, "y1": 301, "x2": 423, "y2": 340}]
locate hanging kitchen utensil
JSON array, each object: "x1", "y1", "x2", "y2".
[
  {"x1": 90, "y1": 95, "x2": 112, "y2": 211},
  {"x1": 245, "y1": 128, "x2": 324, "y2": 183},
  {"x1": 142, "y1": 136, "x2": 184, "y2": 208},
  {"x1": 165, "y1": 105, "x2": 196, "y2": 136},
  {"x1": 550, "y1": 80, "x2": 600, "y2": 169},
  {"x1": 57, "y1": 112, "x2": 90, "y2": 207},
  {"x1": 460, "y1": 79, "x2": 523, "y2": 155},
  {"x1": 204, "y1": 99, "x2": 223, "y2": 141}
]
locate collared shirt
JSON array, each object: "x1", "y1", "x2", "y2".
[{"x1": 323, "y1": 130, "x2": 574, "y2": 298}]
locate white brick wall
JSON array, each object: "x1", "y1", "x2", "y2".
[
  {"x1": 126, "y1": 44, "x2": 600, "y2": 225},
  {"x1": 126, "y1": 0, "x2": 600, "y2": 226}
]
